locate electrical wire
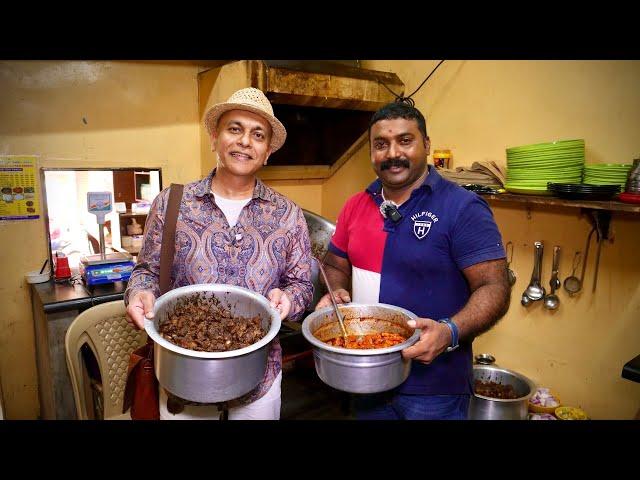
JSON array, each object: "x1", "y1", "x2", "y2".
[{"x1": 378, "y1": 60, "x2": 446, "y2": 106}]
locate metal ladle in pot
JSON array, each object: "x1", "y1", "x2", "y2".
[{"x1": 315, "y1": 257, "x2": 351, "y2": 344}]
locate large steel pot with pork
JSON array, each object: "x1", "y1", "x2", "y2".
[
  {"x1": 302, "y1": 303, "x2": 420, "y2": 393},
  {"x1": 144, "y1": 284, "x2": 281, "y2": 403},
  {"x1": 469, "y1": 355, "x2": 536, "y2": 420}
]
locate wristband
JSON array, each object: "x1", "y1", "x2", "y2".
[{"x1": 438, "y1": 317, "x2": 459, "y2": 352}]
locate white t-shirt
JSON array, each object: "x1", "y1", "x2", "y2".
[{"x1": 212, "y1": 192, "x2": 251, "y2": 228}]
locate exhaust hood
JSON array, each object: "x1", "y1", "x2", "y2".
[{"x1": 200, "y1": 60, "x2": 405, "y2": 178}]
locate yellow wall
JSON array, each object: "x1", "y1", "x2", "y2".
[
  {"x1": 0, "y1": 61, "x2": 201, "y2": 418},
  {"x1": 326, "y1": 60, "x2": 640, "y2": 418},
  {"x1": 262, "y1": 179, "x2": 323, "y2": 214},
  {"x1": 321, "y1": 145, "x2": 376, "y2": 221}
]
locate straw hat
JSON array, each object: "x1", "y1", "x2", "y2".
[{"x1": 204, "y1": 87, "x2": 287, "y2": 152}]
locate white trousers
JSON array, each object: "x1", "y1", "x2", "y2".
[{"x1": 159, "y1": 371, "x2": 282, "y2": 420}]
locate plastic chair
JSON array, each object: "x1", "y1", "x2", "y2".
[
  {"x1": 87, "y1": 232, "x2": 101, "y2": 254},
  {"x1": 65, "y1": 300, "x2": 147, "y2": 420},
  {"x1": 88, "y1": 226, "x2": 118, "y2": 255}
]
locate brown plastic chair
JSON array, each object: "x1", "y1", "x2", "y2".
[
  {"x1": 65, "y1": 300, "x2": 147, "y2": 420},
  {"x1": 88, "y1": 223, "x2": 116, "y2": 254},
  {"x1": 87, "y1": 232, "x2": 101, "y2": 254}
]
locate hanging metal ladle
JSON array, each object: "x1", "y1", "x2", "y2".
[
  {"x1": 564, "y1": 226, "x2": 595, "y2": 296},
  {"x1": 521, "y1": 241, "x2": 545, "y2": 306},
  {"x1": 543, "y1": 246, "x2": 561, "y2": 310},
  {"x1": 563, "y1": 250, "x2": 582, "y2": 296}
]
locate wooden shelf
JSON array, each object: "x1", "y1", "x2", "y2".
[
  {"x1": 119, "y1": 211, "x2": 147, "y2": 241},
  {"x1": 119, "y1": 212, "x2": 149, "y2": 218},
  {"x1": 482, "y1": 193, "x2": 640, "y2": 213}
]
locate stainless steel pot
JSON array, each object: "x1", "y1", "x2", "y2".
[
  {"x1": 301, "y1": 303, "x2": 420, "y2": 394},
  {"x1": 302, "y1": 209, "x2": 336, "y2": 310},
  {"x1": 469, "y1": 360, "x2": 536, "y2": 420},
  {"x1": 144, "y1": 284, "x2": 281, "y2": 403}
]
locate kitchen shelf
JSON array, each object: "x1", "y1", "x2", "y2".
[
  {"x1": 119, "y1": 211, "x2": 147, "y2": 243},
  {"x1": 482, "y1": 193, "x2": 640, "y2": 214},
  {"x1": 119, "y1": 212, "x2": 149, "y2": 218}
]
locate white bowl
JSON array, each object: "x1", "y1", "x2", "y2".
[{"x1": 25, "y1": 270, "x2": 50, "y2": 284}]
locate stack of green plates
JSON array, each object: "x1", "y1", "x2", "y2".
[
  {"x1": 583, "y1": 164, "x2": 632, "y2": 189},
  {"x1": 505, "y1": 139, "x2": 585, "y2": 195}
]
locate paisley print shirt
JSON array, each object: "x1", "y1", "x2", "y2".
[{"x1": 124, "y1": 169, "x2": 313, "y2": 406}]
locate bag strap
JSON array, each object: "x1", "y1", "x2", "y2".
[{"x1": 159, "y1": 183, "x2": 184, "y2": 296}]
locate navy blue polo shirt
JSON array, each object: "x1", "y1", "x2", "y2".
[{"x1": 329, "y1": 165, "x2": 505, "y2": 395}]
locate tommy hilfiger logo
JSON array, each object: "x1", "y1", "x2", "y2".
[
  {"x1": 414, "y1": 220, "x2": 431, "y2": 239},
  {"x1": 411, "y1": 211, "x2": 439, "y2": 240}
]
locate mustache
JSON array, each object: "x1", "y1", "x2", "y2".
[{"x1": 380, "y1": 158, "x2": 410, "y2": 171}]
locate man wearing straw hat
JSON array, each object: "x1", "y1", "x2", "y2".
[{"x1": 125, "y1": 87, "x2": 313, "y2": 420}]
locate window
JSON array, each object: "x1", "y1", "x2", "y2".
[{"x1": 42, "y1": 167, "x2": 162, "y2": 270}]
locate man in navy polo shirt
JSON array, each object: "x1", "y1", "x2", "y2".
[{"x1": 316, "y1": 101, "x2": 510, "y2": 420}]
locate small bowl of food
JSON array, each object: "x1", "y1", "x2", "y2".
[
  {"x1": 555, "y1": 406, "x2": 589, "y2": 420},
  {"x1": 528, "y1": 387, "x2": 561, "y2": 414},
  {"x1": 528, "y1": 412, "x2": 557, "y2": 420}
]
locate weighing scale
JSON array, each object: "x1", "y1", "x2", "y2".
[{"x1": 80, "y1": 191, "x2": 136, "y2": 286}]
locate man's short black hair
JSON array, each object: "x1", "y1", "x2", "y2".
[{"x1": 368, "y1": 102, "x2": 428, "y2": 140}]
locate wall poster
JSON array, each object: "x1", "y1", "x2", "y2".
[{"x1": 0, "y1": 155, "x2": 41, "y2": 221}]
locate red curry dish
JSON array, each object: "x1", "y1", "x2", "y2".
[{"x1": 326, "y1": 332, "x2": 407, "y2": 349}]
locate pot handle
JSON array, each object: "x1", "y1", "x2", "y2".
[{"x1": 474, "y1": 354, "x2": 496, "y2": 365}]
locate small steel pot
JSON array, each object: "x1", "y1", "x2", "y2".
[
  {"x1": 469, "y1": 363, "x2": 536, "y2": 420},
  {"x1": 145, "y1": 284, "x2": 280, "y2": 403},
  {"x1": 302, "y1": 303, "x2": 420, "y2": 394}
]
